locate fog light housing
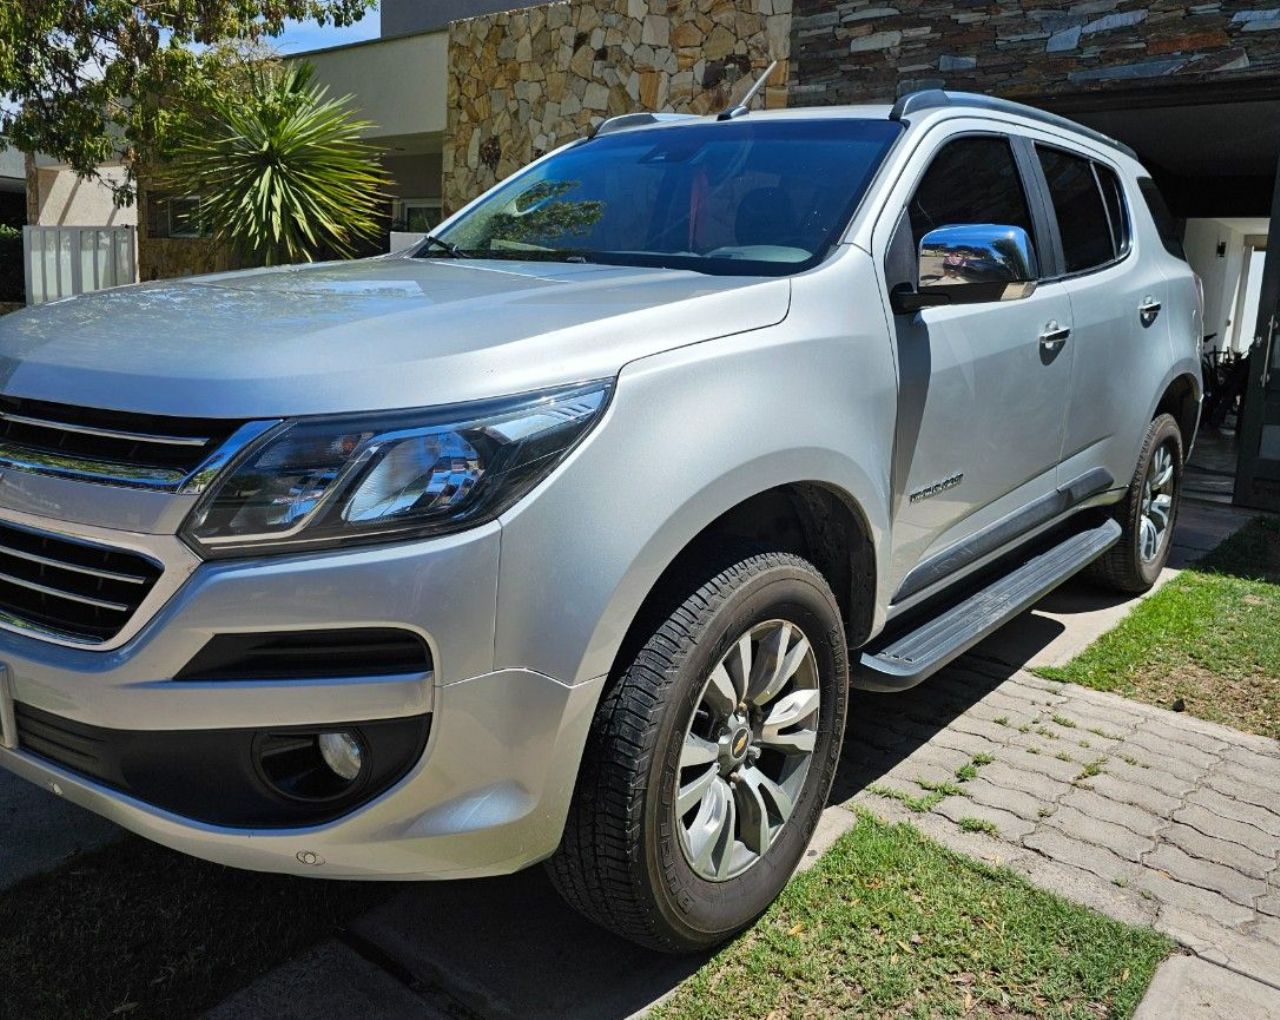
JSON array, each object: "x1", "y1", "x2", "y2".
[
  {"x1": 255, "y1": 728, "x2": 371, "y2": 802},
  {"x1": 318, "y1": 731, "x2": 364, "y2": 782}
]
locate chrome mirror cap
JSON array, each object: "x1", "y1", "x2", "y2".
[{"x1": 918, "y1": 223, "x2": 1038, "y2": 302}]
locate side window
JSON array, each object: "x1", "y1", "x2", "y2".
[
  {"x1": 907, "y1": 136, "x2": 1037, "y2": 250},
  {"x1": 1037, "y1": 146, "x2": 1115, "y2": 274},
  {"x1": 1095, "y1": 164, "x2": 1131, "y2": 259},
  {"x1": 1137, "y1": 177, "x2": 1187, "y2": 260}
]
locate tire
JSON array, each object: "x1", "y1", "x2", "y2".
[
  {"x1": 547, "y1": 549, "x2": 849, "y2": 953},
  {"x1": 1089, "y1": 413, "x2": 1184, "y2": 594}
]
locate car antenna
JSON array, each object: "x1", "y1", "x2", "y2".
[{"x1": 716, "y1": 60, "x2": 778, "y2": 121}]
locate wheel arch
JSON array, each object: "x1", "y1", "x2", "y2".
[
  {"x1": 605, "y1": 480, "x2": 878, "y2": 687},
  {"x1": 1152, "y1": 367, "x2": 1202, "y2": 454}
]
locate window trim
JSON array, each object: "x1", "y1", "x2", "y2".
[
  {"x1": 1092, "y1": 162, "x2": 1132, "y2": 262},
  {"x1": 1028, "y1": 141, "x2": 1134, "y2": 283}
]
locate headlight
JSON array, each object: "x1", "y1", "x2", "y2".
[{"x1": 181, "y1": 382, "x2": 610, "y2": 557}]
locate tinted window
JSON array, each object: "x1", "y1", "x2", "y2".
[
  {"x1": 1038, "y1": 146, "x2": 1114, "y2": 274},
  {"x1": 908, "y1": 136, "x2": 1036, "y2": 250},
  {"x1": 1138, "y1": 177, "x2": 1187, "y2": 260},
  {"x1": 1096, "y1": 164, "x2": 1130, "y2": 258},
  {"x1": 429, "y1": 119, "x2": 903, "y2": 277}
]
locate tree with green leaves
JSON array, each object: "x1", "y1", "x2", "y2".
[
  {"x1": 0, "y1": 1, "x2": 376, "y2": 204},
  {"x1": 156, "y1": 62, "x2": 390, "y2": 265}
]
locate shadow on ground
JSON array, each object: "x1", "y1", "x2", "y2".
[
  {"x1": 345, "y1": 561, "x2": 1186, "y2": 1019},
  {"x1": 342, "y1": 657, "x2": 1044, "y2": 1020},
  {"x1": 0, "y1": 581, "x2": 1111, "y2": 1020}
]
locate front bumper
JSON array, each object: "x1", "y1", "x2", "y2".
[
  {"x1": 0, "y1": 667, "x2": 603, "y2": 879},
  {"x1": 0, "y1": 511, "x2": 603, "y2": 879}
]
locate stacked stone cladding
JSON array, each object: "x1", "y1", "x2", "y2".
[
  {"x1": 789, "y1": 1, "x2": 1280, "y2": 106},
  {"x1": 445, "y1": 0, "x2": 793, "y2": 212}
]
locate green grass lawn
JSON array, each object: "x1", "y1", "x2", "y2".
[
  {"x1": 657, "y1": 813, "x2": 1170, "y2": 1020},
  {"x1": 0, "y1": 836, "x2": 395, "y2": 1020},
  {"x1": 1040, "y1": 516, "x2": 1280, "y2": 740}
]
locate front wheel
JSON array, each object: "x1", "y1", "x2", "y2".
[
  {"x1": 547, "y1": 550, "x2": 849, "y2": 953},
  {"x1": 1089, "y1": 413, "x2": 1184, "y2": 594}
]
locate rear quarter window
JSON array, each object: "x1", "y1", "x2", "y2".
[
  {"x1": 1095, "y1": 164, "x2": 1131, "y2": 259},
  {"x1": 1137, "y1": 177, "x2": 1187, "y2": 260}
]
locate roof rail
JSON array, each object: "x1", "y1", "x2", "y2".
[
  {"x1": 589, "y1": 112, "x2": 700, "y2": 139},
  {"x1": 889, "y1": 89, "x2": 1139, "y2": 160}
]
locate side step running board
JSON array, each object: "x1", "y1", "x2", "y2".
[{"x1": 855, "y1": 519, "x2": 1122, "y2": 692}]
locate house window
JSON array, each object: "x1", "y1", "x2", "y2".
[
  {"x1": 395, "y1": 198, "x2": 443, "y2": 234},
  {"x1": 168, "y1": 196, "x2": 203, "y2": 238},
  {"x1": 148, "y1": 194, "x2": 207, "y2": 239}
]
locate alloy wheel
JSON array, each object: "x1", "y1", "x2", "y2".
[
  {"x1": 1140, "y1": 440, "x2": 1176, "y2": 563},
  {"x1": 675, "y1": 619, "x2": 821, "y2": 882}
]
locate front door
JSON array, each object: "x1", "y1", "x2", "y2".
[
  {"x1": 1235, "y1": 162, "x2": 1280, "y2": 510},
  {"x1": 882, "y1": 131, "x2": 1076, "y2": 600}
]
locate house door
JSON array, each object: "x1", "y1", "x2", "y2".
[{"x1": 1235, "y1": 163, "x2": 1280, "y2": 511}]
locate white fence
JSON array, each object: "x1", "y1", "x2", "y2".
[{"x1": 23, "y1": 225, "x2": 137, "y2": 305}]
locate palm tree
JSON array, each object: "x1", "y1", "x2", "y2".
[{"x1": 160, "y1": 62, "x2": 390, "y2": 266}]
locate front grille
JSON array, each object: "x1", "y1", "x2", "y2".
[
  {"x1": 0, "y1": 522, "x2": 162, "y2": 643},
  {"x1": 0, "y1": 395, "x2": 242, "y2": 483}
]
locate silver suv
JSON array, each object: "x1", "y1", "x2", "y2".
[{"x1": 0, "y1": 91, "x2": 1200, "y2": 952}]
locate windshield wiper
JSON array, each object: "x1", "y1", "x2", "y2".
[
  {"x1": 473, "y1": 249, "x2": 597, "y2": 263},
  {"x1": 419, "y1": 235, "x2": 471, "y2": 259}
]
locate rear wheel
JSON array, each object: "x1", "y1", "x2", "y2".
[
  {"x1": 1089, "y1": 413, "x2": 1183, "y2": 594},
  {"x1": 547, "y1": 550, "x2": 848, "y2": 952}
]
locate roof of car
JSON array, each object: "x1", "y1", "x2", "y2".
[{"x1": 594, "y1": 90, "x2": 1136, "y2": 161}]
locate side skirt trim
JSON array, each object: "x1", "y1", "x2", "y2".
[
  {"x1": 892, "y1": 467, "x2": 1113, "y2": 604},
  {"x1": 857, "y1": 518, "x2": 1122, "y2": 692}
]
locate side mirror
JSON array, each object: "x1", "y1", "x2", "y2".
[{"x1": 891, "y1": 224, "x2": 1039, "y2": 314}]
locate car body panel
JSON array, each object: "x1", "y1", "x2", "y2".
[
  {"x1": 0, "y1": 258, "x2": 791, "y2": 417},
  {"x1": 863, "y1": 115, "x2": 1079, "y2": 598},
  {"x1": 496, "y1": 249, "x2": 898, "y2": 684},
  {"x1": 0, "y1": 667, "x2": 604, "y2": 879}
]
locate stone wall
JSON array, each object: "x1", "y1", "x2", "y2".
[
  {"x1": 444, "y1": 0, "x2": 792, "y2": 212},
  {"x1": 137, "y1": 236, "x2": 240, "y2": 282},
  {"x1": 790, "y1": 1, "x2": 1280, "y2": 106}
]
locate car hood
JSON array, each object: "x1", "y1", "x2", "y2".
[{"x1": 0, "y1": 256, "x2": 791, "y2": 418}]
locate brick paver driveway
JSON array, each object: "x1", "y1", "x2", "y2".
[{"x1": 835, "y1": 657, "x2": 1280, "y2": 987}]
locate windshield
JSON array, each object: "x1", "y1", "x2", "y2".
[{"x1": 422, "y1": 118, "x2": 902, "y2": 276}]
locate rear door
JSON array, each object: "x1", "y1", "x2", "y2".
[
  {"x1": 1033, "y1": 144, "x2": 1174, "y2": 494},
  {"x1": 879, "y1": 129, "x2": 1076, "y2": 602}
]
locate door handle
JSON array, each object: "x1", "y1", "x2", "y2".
[
  {"x1": 1039, "y1": 322, "x2": 1071, "y2": 347},
  {"x1": 1139, "y1": 296, "x2": 1162, "y2": 328}
]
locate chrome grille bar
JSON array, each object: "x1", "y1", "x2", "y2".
[
  {"x1": 0, "y1": 545, "x2": 150, "y2": 585},
  {"x1": 0, "y1": 411, "x2": 211, "y2": 447},
  {"x1": 0, "y1": 513, "x2": 175, "y2": 649},
  {"x1": 0, "y1": 570, "x2": 132, "y2": 613}
]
